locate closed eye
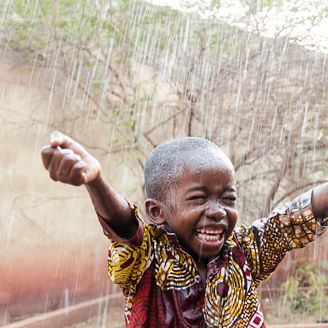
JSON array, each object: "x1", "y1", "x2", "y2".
[
  {"x1": 223, "y1": 196, "x2": 236, "y2": 201},
  {"x1": 187, "y1": 195, "x2": 206, "y2": 201},
  {"x1": 222, "y1": 196, "x2": 237, "y2": 205}
]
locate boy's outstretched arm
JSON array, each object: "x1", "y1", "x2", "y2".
[
  {"x1": 312, "y1": 183, "x2": 328, "y2": 219},
  {"x1": 41, "y1": 131, "x2": 138, "y2": 238}
]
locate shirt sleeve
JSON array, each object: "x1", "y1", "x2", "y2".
[
  {"x1": 98, "y1": 207, "x2": 153, "y2": 297},
  {"x1": 235, "y1": 190, "x2": 328, "y2": 286}
]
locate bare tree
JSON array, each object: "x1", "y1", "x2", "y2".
[{"x1": 2, "y1": 0, "x2": 328, "y2": 223}]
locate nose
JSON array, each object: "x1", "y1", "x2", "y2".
[{"x1": 206, "y1": 201, "x2": 226, "y2": 221}]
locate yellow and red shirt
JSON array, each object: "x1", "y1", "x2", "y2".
[{"x1": 98, "y1": 190, "x2": 327, "y2": 328}]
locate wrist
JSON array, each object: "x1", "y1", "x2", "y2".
[{"x1": 85, "y1": 171, "x2": 103, "y2": 188}]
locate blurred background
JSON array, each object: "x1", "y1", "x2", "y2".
[{"x1": 0, "y1": 0, "x2": 328, "y2": 326}]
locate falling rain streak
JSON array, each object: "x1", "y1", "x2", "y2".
[{"x1": 0, "y1": 0, "x2": 328, "y2": 326}]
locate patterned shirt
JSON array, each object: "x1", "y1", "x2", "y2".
[{"x1": 98, "y1": 190, "x2": 328, "y2": 327}]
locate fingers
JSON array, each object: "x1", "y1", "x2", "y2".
[
  {"x1": 42, "y1": 131, "x2": 101, "y2": 186},
  {"x1": 41, "y1": 145, "x2": 63, "y2": 169},
  {"x1": 49, "y1": 131, "x2": 89, "y2": 158},
  {"x1": 51, "y1": 150, "x2": 80, "y2": 181},
  {"x1": 68, "y1": 161, "x2": 89, "y2": 185},
  {"x1": 42, "y1": 145, "x2": 88, "y2": 186}
]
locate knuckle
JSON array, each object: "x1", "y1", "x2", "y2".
[
  {"x1": 41, "y1": 145, "x2": 51, "y2": 154},
  {"x1": 74, "y1": 161, "x2": 86, "y2": 169},
  {"x1": 65, "y1": 154, "x2": 80, "y2": 162},
  {"x1": 61, "y1": 155, "x2": 72, "y2": 166},
  {"x1": 62, "y1": 149, "x2": 73, "y2": 155}
]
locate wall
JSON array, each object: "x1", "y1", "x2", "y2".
[{"x1": 0, "y1": 54, "x2": 141, "y2": 324}]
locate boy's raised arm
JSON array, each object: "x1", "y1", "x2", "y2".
[
  {"x1": 41, "y1": 131, "x2": 138, "y2": 238},
  {"x1": 312, "y1": 183, "x2": 328, "y2": 220}
]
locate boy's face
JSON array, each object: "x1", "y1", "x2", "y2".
[{"x1": 163, "y1": 152, "x2": 238, "y2": 261}]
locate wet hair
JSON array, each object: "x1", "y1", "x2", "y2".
[{"x1": 144, "y1": 137, "x2": 233, "y2": 202}]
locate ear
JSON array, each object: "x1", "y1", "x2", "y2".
[{"x1": 145, "y1": 199, "x2": 167, "y2": 225}]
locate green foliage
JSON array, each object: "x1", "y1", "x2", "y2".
[
  {"x1": 262, "y1": 0, "x2": 283, "y2": 9},
  {"x1": 0, "y1": 0, "x2": 125, "y2": 62},
  {"x1": 282, "y1": 260, "x2": 328, "y2": 314},
  {"x1": 3, "y1": 0, "x2": 328, "y2": 210},
  {"x1": 91, "y1": 79, "x2": 111, "y2": 88}
]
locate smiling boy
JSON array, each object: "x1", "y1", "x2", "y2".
[{"x1": 42, "y1": 132, "x2": 328, "y2": 328}]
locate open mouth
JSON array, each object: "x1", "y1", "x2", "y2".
[{"x1": 194, "y1": 228, "x2": 225, "y2": 242}]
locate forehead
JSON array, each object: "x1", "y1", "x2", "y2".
[{"x1": 171, "y1": 148, "x2": 235, "y2": 187}]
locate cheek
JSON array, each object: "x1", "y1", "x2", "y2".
[
  {"x1": 173, "y1": 202, "x2": 198, "y2": 218},
  {"x1": 228, "y1": 209, "x2": 238, "y2": 226},
  {"x1": 172, "y1": 211, "x2": 198, "y2": 233},
  {"x1": 232, "y1": 211, "x2": 238, "y2": 226}
]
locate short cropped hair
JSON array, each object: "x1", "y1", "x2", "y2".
[{"x1": 144, "y1": 137, "x2": 232, "y2": 202}]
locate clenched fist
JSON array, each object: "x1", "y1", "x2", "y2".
[{"x1": 41, "y1": 131, "x2": 100, "y2": 186}]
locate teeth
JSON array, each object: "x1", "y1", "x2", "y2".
[
  {"x1": 196, "y1": 228, "x2": 224, "y2": 234},
  {"x1": 196, "y1": 232, "x2": 222, "y2": 241}
]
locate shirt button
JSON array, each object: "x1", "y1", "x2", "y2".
[{"x1": 194, "y1": 275, "x2": 201, "y2": 283}]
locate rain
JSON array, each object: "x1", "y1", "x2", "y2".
[{"x1": 0, "y1": 0, "x2": 328, "y2": 327}]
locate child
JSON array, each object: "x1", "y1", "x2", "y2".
[{"x1": 41, "y1": 131, "x2": 328, "y2": 328}]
